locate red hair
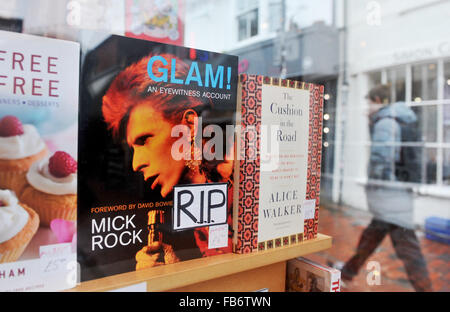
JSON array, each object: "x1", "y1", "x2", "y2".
[{"x1": 102, "y1": 53, "x2": 204, "y2": 138}]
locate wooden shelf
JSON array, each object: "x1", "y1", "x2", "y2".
[{"x1": 71, "y1": 233, "x2": 332, "y2": 292}]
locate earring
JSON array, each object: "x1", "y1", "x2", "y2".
[{"x1": 185, "y1": 134, "x2": 201, "y2": 170}]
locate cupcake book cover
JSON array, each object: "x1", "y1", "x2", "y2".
[
  {"x1": 77, "y1": 34, "x2": 238, "y2": 281},
  {"x1": 0, "y1": 30, "x2": 79, "y2": 291}
]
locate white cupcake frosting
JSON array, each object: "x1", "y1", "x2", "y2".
[
  {"x1": 0, "y1": 189, "x2": 29, "y2": 244},
  {"x1": 26, "y1": 157, "x2": 77, "y2": 195},
  {"x1": 0, "y1": 124, "x2": 46, "y2": 160}
]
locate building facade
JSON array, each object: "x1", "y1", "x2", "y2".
[{"x1": 338, "y1": 0, "x2": 450, "y2": 226}]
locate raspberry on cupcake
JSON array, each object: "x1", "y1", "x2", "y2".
[
  {"x1": 49, "y1": 151, "x2": 77, "y2": 178},
  {"x1": 15, "y1": 151, "x2": 77, "y2": 226},
  {"x1": 0, "y1": 116, "x2": 25, "y2": 137},
  {"x1": 0, "y1": 115, "x2": 47, "y2": 191}
]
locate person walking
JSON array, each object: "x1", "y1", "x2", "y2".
[{"x1": 337, "y1": 84, "x2": 433, "y2": 292}]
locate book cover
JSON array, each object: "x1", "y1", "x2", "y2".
[
  {"x1": 77, "y1": 34, "x2": 238, "y2": 281},
  {"x1": 286, "y1": 257, "x2": 341, "y2": 292},
  {"x1": 0, "y1": 30, "x2": 79, "y2": 291},
  {"x1": 233, "y1": 75, "x2": 323, "y2": 254}
]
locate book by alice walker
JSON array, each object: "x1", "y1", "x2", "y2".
[
  {"x1": 233, "y1": 75, "x2": 323, "y2": 253},
  {"x1": 0, "y1": 30, "x2": 79, "y2": 291},
  {"x1": 77, "y1": 34, "x2": 238, "y2": 281}
]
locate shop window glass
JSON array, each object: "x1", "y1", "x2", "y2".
[
  {"x1": 423, "y1": 148, "x2": 438, "y2": 184},
  {"x1": 237, "y1": 9, "x2": 258, "y2": 41},
  {"x1": 238, "y1": 15, "x2": 248, "y2": 41},
  {"x1": 368, "y1": 71, "x2": 382, "y2": 88},
  {"x1": 387, "y1": 67, "x2": 406, "y2": 103},
  {"x1": 445, "y1": 61, "x2": 450, "y2": 99},
  {"x1": 444, "y1": 61, "x2": 450, "y2": 143},
  {"x1": 268, "y1": 1, "x2": 282, "y2": 32},
  {"x1": 412, "y1": 63, "x2": 438, "y2": 102},
  {"x1": 393, "y1": 146, "x2": 422, "y2": 183},
  {"x1": 411, "y1": 105, "x2": 438, "y2": 143},
  {"x1": 444, "y1": 104, "x2": 450, "y2": 143},
  {"x1": 444, "y1": 149, "x2": 450, "y2": 184},
  {"x1": 250, "y1": 10, "x2": 258, "y2": 37},
  {"x1": 388, "y1": 147, "x2": 437, "y2": 184},
  {"x1": 0, "y1": 0, "x2": 449, "y2": 293}
]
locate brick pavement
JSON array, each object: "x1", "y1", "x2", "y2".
[{"x1": 305, "y1": 204, "x2": 450, "y2": 292}]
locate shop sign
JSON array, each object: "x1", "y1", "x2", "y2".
[{"x1": 392, "y1": 41, "x2": 450, "y2": 64}]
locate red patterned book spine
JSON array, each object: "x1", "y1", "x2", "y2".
[
  {"x1": 304, "y1": 83, "x2": 324, "y2": 240},
  {"x1": 233, "y1": 74, "x2": 262, "y2": 254}
]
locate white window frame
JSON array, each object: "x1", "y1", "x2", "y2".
[
  {"x1": 236, "y1": 1, "x2": 259, "y2": 42},
  {"x1": 367, "y1": 58, "x2": 450, "y2": 187}
]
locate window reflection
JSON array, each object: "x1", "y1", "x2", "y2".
[
  {"x1": 444, "y1": 149, "x2": 450, "y2": 184},
  {"x1": 444, "y1": 61, "x2": 450, "y2": 144},
  {"x1": 238, "y1": 9, "x2": 258, "y2": 41},
  {"x1": 412, "y1": 105, "x2": 438, "y2": 143},
  {"x1": 423, "y1": 148, "x2": 437, "y2": 184},
  {"x1": 368, "y1": 71, "x2": 381, "y2": 88},
  {"x1": 445, "y1": 61, "x2": 450, "y2": 100},
  {"x1": 0, "y1": 0, "x2": 448, "y2": 293},
  {"x1": 412, "y1": 63, "x2": 438, "y2": 102},
  {"x1": 387, "y1": 67, "x2": 405, "y2": 103}
]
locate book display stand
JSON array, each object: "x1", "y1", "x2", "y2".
[{"x1": 71, "y1": 234, "x2": 331, "y2": 292}]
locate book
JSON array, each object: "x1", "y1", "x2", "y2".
[
  {"x1": 233, "y1": 75, "x2": 323, "y2": 253},
  {"x1": 286, "y1": 257, "x2": 341, "y2": 292},
  {"x1": 77, "y1": 34, "x2": 238, "y2": 281},
  {"x1": 0, "y1": 30, "x2": 79, "y2": 291}
]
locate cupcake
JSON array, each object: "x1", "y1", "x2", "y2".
[
  {"x1": 0, "y1": 115, "x2": 47, "y2": 191},
  {"x1": 15, "y1": 151, "x2": 77, "y2": 226},
  {"x1": 0, "y1": 189, "x2": 39, "y2": 263}
]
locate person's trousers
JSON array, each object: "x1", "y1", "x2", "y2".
[{"x1": 341, "y1": 219, "x2": 433, "y2": 292}]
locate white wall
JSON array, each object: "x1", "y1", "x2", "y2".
[
  {"x1": 184, "y1": 0, "x2": 234, "y2": 52},
  {"x1": 0, "y1": 0, "x2": 25, "y2": 19},
  {"x1": 347, "y1": 0, "x2": 450, "y2": 73}
]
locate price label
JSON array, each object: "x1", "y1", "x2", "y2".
[
  {"x1": 39, "y1": 243, "x2": 73, "y2": 276},
  {"x1": 303, "y1": 199, "x2": 316, "y2": 220},
  {"x1": 208, "y1": 224, "x2": 229, "y2": 249}
]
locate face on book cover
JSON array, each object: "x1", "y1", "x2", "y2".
[{"x1": 126, "y1": 102, "x2": 187, "y2": 198}]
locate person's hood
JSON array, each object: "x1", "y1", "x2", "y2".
[{"x1": 372, "y1": 102, "x2": 417, "y2": 124}]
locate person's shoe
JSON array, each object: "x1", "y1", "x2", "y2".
[
  {"x1": 327, "y1": 260, "x2": 352, "y2": 288},
  {"x1": 328, "y1": 260, "x2": 345, "y2": 271}
]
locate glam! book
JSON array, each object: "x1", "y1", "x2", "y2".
[
  {"x1": 77, "y1": 34, "x2": 238, "y2": 281},
  {"x1": 0, "y1": 30, "x2": 79, "y2": 291},
  {"x1": 233, "y1": 75, "x2": 323, "y2": 254}
]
